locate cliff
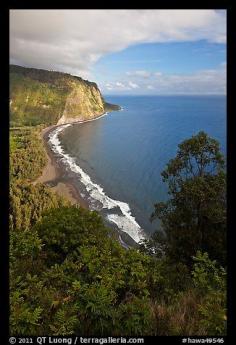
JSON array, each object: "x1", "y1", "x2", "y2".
[{"x1": 10, "y1": 65, "x2": 120, "y2": 127}]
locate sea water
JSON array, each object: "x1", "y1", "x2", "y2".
[{"x1": 48, "y1": 95, "x2": 226, "y2": 244}]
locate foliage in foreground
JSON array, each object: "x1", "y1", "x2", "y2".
[
  {"x1": 9, "y1": 129, "x2": 227, "y2": 336},
  {"x1": 10, "y1": 205, "x2": 226, "y2": 336},
  {"x1": 150, "y1": 131, "x2": 226, "y2": 267}
]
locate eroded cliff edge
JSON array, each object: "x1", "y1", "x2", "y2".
[{"x1": 10, "y1": 65, "x2": 120, "y2": 127}]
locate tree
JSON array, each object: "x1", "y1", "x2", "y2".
[
  {"x1": 191, "y1": 251, "x2": 226, "y2": 335},
  {"x1": 150, "y1": 131, "x2": 226, "y2": 266}
]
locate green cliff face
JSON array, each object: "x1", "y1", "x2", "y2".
[{"x1": 10, "y1": 65, "x2": 119, "y2": 127}]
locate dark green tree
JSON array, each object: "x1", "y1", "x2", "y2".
[{"x1": 150, "y1": 131, "x2": 226, "y2": 266}]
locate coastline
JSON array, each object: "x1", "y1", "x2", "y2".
[
  {"x1": 33, "y1": 112, "x2": 140, "y2": 249},
  {"x1": 33, "y1": 111, "x2": 111, "y2": 207},
  {"x1": 33, "y1": 124, "x2": 89, "y2": 208}
]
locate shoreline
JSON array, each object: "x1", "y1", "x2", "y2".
[
  {"x1": 33, "y1": 113, "x2": 140, "y2": 249},
  {"x1": 33, "y1": 124, "x2": 89, "y2": 209},
  {"x1": 33, "y1": 111, "x2": 111, "y2": 207}
]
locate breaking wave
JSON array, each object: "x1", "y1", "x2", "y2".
[{"x1": 48, "y1": 121, "x2": 146, "y2": 244}]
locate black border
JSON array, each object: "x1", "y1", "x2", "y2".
[
  {"x1": 2, "y1": 2, "x2": 235, "y2": 344},
  {"x1": 226, "y1": 4, "x2": 236, "y2": 342},
  {"x1": 0, "y1": 4, "x2": 10, "y2": 345}
]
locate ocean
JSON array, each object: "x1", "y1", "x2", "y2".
[{"x1": 48, "y1": 95, "x2": 226, "y2": 245}]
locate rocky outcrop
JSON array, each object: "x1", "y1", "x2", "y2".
[
  {"x1": 10, "y1": 65, "x2": 119, "y2": 127},
  {"x1": 57, "y1": 81, "x2": 105, "y2": 125}
]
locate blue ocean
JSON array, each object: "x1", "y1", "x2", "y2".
[{"x1": 49, "y1": 95, "x2": 226, "y2": 244}]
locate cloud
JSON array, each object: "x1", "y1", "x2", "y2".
[
  {"x1": 126, "y1": 70, "x2": 151, "y2": 78},
  {"x1": 101, "y1": 80, "x2": 140, "y2": 92},
  {"x1": 105, "y1": 82, "x2": 113, "y2": 90},
  {"x1": 102, "y1": 64, "x2": 226, "y2": 94},
  {"x1": 10, "y1": 10, "x2": 226, "y2": 78},
  {"x1": 125, "y1": 70, "x2": 163, "y2": 79},
  {"x1": 105, "y1": 81, "x2": 133, "y2": 91},
  {"x1": 153, "y1": 68, "x2": 226, "y2": 94},
  {"x1": 128, "y1": 81, "x2": 139, "y2": 89},
  {"x1": 116, "y1": 82, "x2": 126, "y2": 88}
]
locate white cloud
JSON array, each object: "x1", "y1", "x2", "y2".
[
  {"x1": 128, "y1": 81, "x2": 139, "y2": 89},
  {"x1": 146, "y1": 67, "x2": 226, "y2": 94},
  {"x1": 116, "y1": 82, "x2": 126, "y2": 88},
  {"x1": 10, "y1": 10, "x2": 226, "y2": 78},
  {"x1": 102, "y1": 63, "x2": 226, "y2": 95},
  {"x1": 126, "y1": 71, "x2": 162, "y2": 79},
  {"x1": 105, "y1": 82, "x2": 113, "y2": 90},
  {"x1": 126, "y1": 70, "x2": 151, "y2": 78},
  {"x1": 102, "y1": 80, "x2": 140, "y2": 92},
  {"x1": 105, "y1": 81, "x2": 132, "y2": 91}
]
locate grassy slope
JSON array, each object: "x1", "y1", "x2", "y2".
[
  {"x1": 9, "y1": 66, "x2": 226, "y2": 337},
  {"x1": 10, "y1": 65, "x2": 119, "y2": 127}
]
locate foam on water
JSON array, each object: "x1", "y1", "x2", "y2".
[{"x1": 48, "y1": 121, "x2": 146, "y2": 244}]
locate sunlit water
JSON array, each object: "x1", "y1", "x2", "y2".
[{"x1": 49, "y1": 95, "x2": 226, "y2": 244}]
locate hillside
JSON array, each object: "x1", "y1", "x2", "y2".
[
  {"x1": 10, "y1": 65, "x2": 120, "y2": 127},
  {"x1": 10, "y1": 126, "x2": 226, "y2": 336},
  {"x1": 9, "y1": 66, "x2": 226, "y2": 337}
]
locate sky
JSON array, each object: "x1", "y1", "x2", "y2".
[{"x1": 10, "y1": 10, "x2": 226, "y2": 95}]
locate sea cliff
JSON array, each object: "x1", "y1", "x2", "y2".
[{"x1": 10, "y1": 65, "x2": 120, "y2": 127}]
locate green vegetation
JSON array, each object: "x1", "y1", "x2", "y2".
[
  {"x1": 10, "y1": 65, "x2": 119, "y2": 127},
  {"x1": 10, "y1": 207, "x2": 227, "y2": 335},
  {"x1": 10, "y1": 126, "x2": 47, "y2": 180},
  {"x1": 10, "y1": 70, "x2": 70, "y2": 126},
  {"x1": 9, "y1": 67, "x2": 226, "y2": 336},
  {"x1": 10, "y1": 127, "x2": 226, "y2": 336},
  {"x1": 149, "y1": 131, "x2": 226, "y2": 267},
  {"x1": 10, "y1": 126, "x2": 70, "y2": 231},
  {"x1": 104, "y1": 102, "x2": 121, "y2": 112}
]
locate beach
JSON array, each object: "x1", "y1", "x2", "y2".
[
  {"x1": 33, "y1": 112, "x2": 110, "y2": 206},
  {"x1": 33, "y1": 121, "x2": 138, "y2": 248},
  {"x1": 33, "y1": 124, "x2": 89, "y2": 208}
]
